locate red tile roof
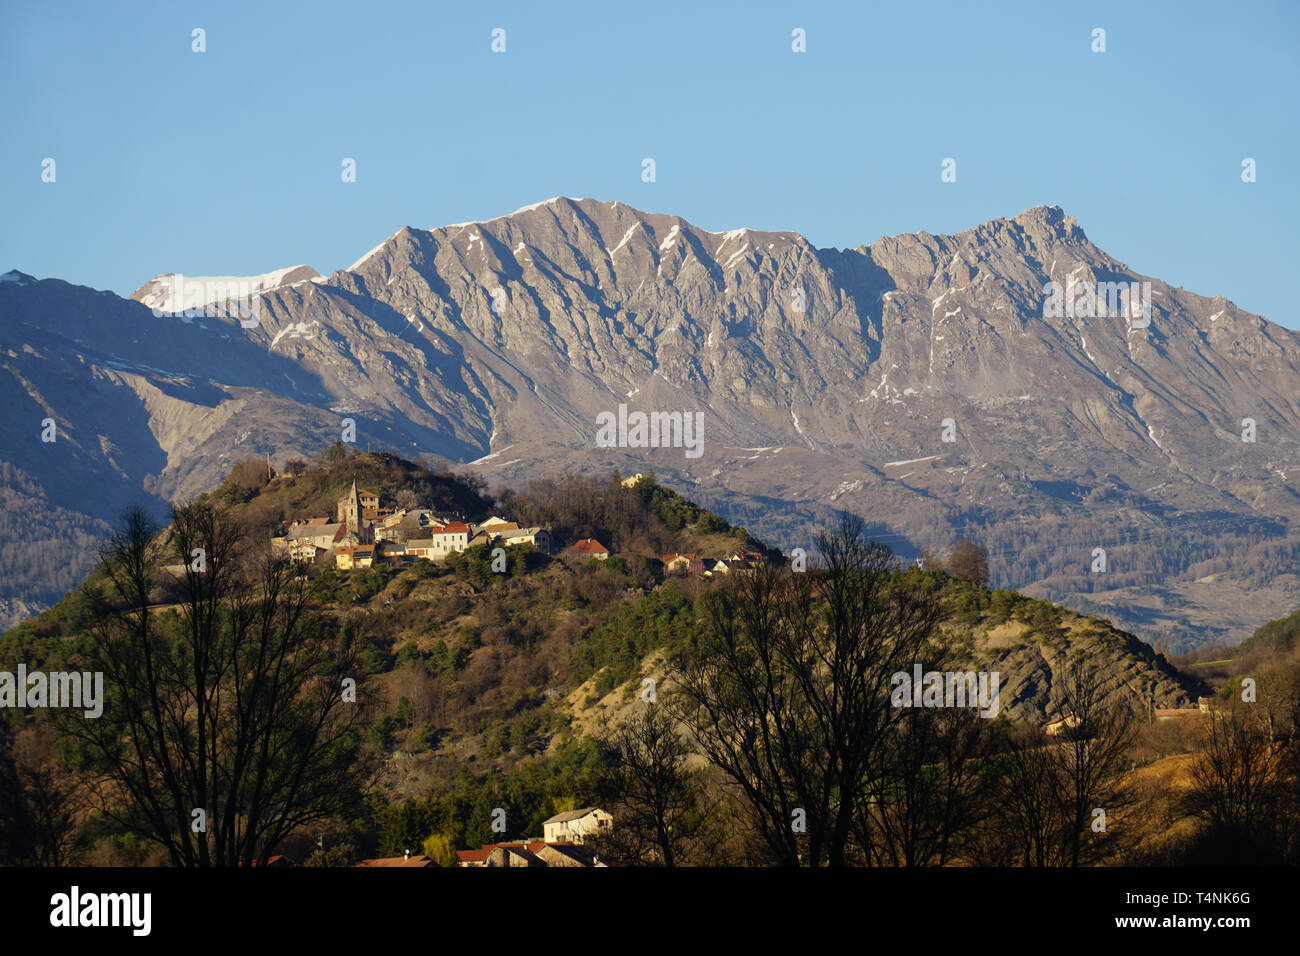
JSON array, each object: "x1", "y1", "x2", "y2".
[
  {"x1": 457, "y1": 840, "x2": 561, "y2": 864},
  {"x1": 573, "y1": 538, "x2": 610, "y2": 555},
  {"x1": 355, "y1": 854, "x2": 437, "y2": 867}
]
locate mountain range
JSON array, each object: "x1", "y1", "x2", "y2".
[{"x1": 3, "y1": 197, "x2": 1299, "y2": 647}]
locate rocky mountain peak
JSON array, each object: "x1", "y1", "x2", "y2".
[
  {"x1": 5, "y1": 201, "x2": 1299, "y2": 649},
  {"x1": 1010, "y1": 204, "x2": 1085, "y2": 241}
]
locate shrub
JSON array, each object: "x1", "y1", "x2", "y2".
[
  {"x1": 302, "y1": 843, "x2": 359, "y2": 867},
  {"x1": 422, "y1": 833, "x2": 457, "y2": 866},
  {"x1": 369, "y1": 714, "x2": 398, "y2": 749}
]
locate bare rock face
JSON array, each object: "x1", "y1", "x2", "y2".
[
  {"x1": 2, "y1": 199, "x2": 1299, "y2": 649},
  {"x1": 968, "y1": 619, "x2": 1202, "y2": 725}
]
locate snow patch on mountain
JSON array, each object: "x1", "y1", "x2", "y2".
[
  {"x1": 607, "y1": 225, "x2": 639, "y2": 257},
  {"x1": 137, "y1": 265, "x2": 320, "y2": 311}
]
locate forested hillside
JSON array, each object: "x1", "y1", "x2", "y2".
[{"x1": 1, "y1": 451, "x2": 1274, "y2": 868}]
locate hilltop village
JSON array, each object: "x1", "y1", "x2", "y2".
[
  {"x1": 270, "y1": 474, "x2": 766, "y2": 575},
  {"x1": 272, "y1": 478, "x2": 549, "y2": 570}
]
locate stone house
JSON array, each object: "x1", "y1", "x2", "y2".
[
  {"x1": 274, "y1": 519, "x2": 345, "y2": 557},
  {"x1": 542, "y1": 807, "x2": 612, "y2": 844},
  {"x1": 456, "y1": 840, "x2": 605, "y2": 867},
  {"x1": 536, "y1": 843, "x2": 604, "y2": 867}
]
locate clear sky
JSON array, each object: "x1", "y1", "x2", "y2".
[{"x1": 2, "y1": 0, "x2": 1296, "y2": 325}]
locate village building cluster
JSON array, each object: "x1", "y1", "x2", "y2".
[
  {"x1": 660, "y1": 551, "x2": 766, "y2": 576},
  {"x1": 453, "y1": 807, "x2": 614, "y2": 867},
  {"x1": 271, "y1": 480, "x2": 551, "y2": 569},
  {"x1": 269, "y1": 480, "x2": 766, "y2": 578},
  {"x1": 350, "y1": 808, "x2": 614, "y2": 868}
]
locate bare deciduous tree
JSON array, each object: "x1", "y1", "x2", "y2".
[
  {"x1": 945, "y1": 540, "x2": 990, "y2": 587},
  {"x1": 863, "y1": 702, "x2": 994, "y2": 866},
  {"x1": 1187, "y1": 699, "x2": 1292, "y2": 862},
  {"x1": 1054, "y1": 653, "x2": 1140, "y2": 866},
  {"x1": 986, "y1": 724, "x2": 1068, "y2": 866},
  {"x1": 674, "y1": 513, "x2": 944, "y2": 866},
  {"x1": 595, "y1": 703, "x2": 696, "y2": 866},
  {"x1": 984, "y1": 655, "x2": 1140, "y2": 866},
  {"x1": 0, "y1": 719, "x2": 85, "y2": 865},
  {"x1": 65, "y1": 503, "x2": 370, "y2": 866}
]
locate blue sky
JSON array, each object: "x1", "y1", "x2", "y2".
[{"x1": 2, "y1": 0, "x2": 1296, "y2": 325}]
